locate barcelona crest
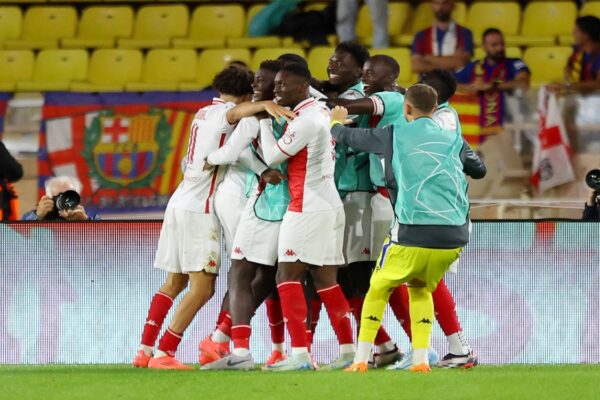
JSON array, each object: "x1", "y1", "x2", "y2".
[{"x1": 83, "y1": 109, "x2": 171, "y2": 188}]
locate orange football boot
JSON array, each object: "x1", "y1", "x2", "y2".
[
  {"x1": 133, "y1": 350, "x2": 152, "y2": 368},
  {"x1": 343, "y1": 362, "x2": 368, "y2": 373},
  {"x1": 410, "y1": 363, "x2": 431, "y2": 373},
  {"x1": 198, "y1": 336, "x2": 230, "y2": 363},
  {"x1": 148, "y1": 355, "x2": 193, "y2": 370}
]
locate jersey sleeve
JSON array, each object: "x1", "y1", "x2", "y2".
[
  {"x1": 259, "y1": 118, "x2": 312, "y2": 167},
  {"x1": 510, "y1": 58, "x2": 530, "y2": 75},
  {"x1": 461, "y1": 28, "x2": 474, "y2": 55},
  {"x1": 454, "y1": 62, "x2": 475, "y2": 84},
  {"x1": 207, "y1": 116, "x2": 258, "y2": 165},
  {"x1": 411, "y1": 31, "x2": 426, "y2": 55},
  {"x1": 370, "y1": 95, "x2": 385, "y2": 116}
]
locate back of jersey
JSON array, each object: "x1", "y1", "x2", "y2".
[{"x1": 168, "y1": 98, "x2": 235, "y2": 214}]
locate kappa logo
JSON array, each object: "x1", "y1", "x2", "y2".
[
  {"x1": 284, "y1": 249, "x2": 297, "y2": 257},
  {"x1": 207, "y1": 260, "x2": 217, "y2": 268},
  {"x1": 361, "y1": 248, "x2": 371, "y2": 255},
  {"x1": 366, "y1": 315, "x2": 381, "y2": 322},
  {"x1": 417, "y1": 318, "x2": 433, "y2": 325},
  {"x1": 145, "y1": 319, "x2": 158, "y2": 327},
  {"x1": 233, "y1": 247, "x2": 243, "y2": 255}
]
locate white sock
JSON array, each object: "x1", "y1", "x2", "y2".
[
  {"x1": 140, "y1": 344, "x2": 153, "y2": 357},
  {"x1": 412, "y1": 348, "x2": 428, "y2": 365},
  {"x1": 211, "y1": 329, "x2": 230, "y2": 343},
  {"x1": 339, "y1": 343, "x2": 355, "y2": 355},
  {"x1": 154, "y1": 349, "x2": 168, "y2": 358},
  {"x1": 376, "y1": 340, "x2": 395, "y2": 354},
  {"x1": 447, "y1": 331, "x2": 470, "y2": 355},
  {"x1": 232, "y1": 347, "x2": 250, "y2": 357},
  {"x1": 291, "y1": 347, "x2": 308, "y2": 355},
  {"x1": 272, "y1": 342, "x2": 285, "y2": 352},
  {"x1": 354, "y1": 341, "x2": 372, "y2": 364}
]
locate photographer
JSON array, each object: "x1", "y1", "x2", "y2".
[{"x1": 23, "y1": 176, "x2": 99, "y2": 221}]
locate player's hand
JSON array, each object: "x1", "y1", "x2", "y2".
[
  {"x1": 473, "y1": 81, "x2": 493, "y2": 92},
  {"x1": 331, "y1": 106, "x2": 353, "y2": 125},
  {"x1": 547, "y1": 83, "x2": 567, "y2": 93},
  {"x1": 59, "y1": 205, "x2": 88, "y2": 221},
  {"x1": 261, "y1": 168, "x2": 286, "y2": 185},
  {"x1": 35, "y1": 196, "x2": 55, "y2": 220},
  {"x1": 587, "y1": 188, "x2": 597, "y2": 206},
  {"x1": 264, "y1": 102, "x2": 296, "y2": 122},
  {"x1": 203, "y1": 161, "x2": 215, "y2": 171},
  {"x1": 256, "y1": 111, "x2": 270, "y2": 120}
]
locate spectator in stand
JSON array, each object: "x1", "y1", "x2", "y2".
[
  {"x1": 337, "y1": 0, "x2": 388, "y2": 48},
  {"x1": 0, "y1": 140, "x2": 23, "y2": 221},
  {"x1": 455, "y1": 28, "x2": 530, "y2": 133},
  {"x1": 411, "y1": 0, "x2": 473, "y2": 74}
]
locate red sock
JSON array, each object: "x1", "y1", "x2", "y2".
[
  {"x1": 349, "y1": 297, "x2": 363, "y2": 325},
  {"x1": 231, "y1": 325, "x2": 251, "y2": 350},
  {"x1": 215, "y1": 311, "x2": 228, "y2": 329},
  {"x1": 277, "y1": 281, "x2": 308, "y2": 348},
  {"x1": 141, "y1": 292, "x2": 174, "y2": 347},
  {"x1": 306, "y1": 330, "x2": 314, "y2": 352},
  {"x1": 389, "y1": 285, "x2": 411, "y2": 340},
  {"x1": 265, "y1": 299, "x2": 285, "y2": 344},
  {"x1": 216, "y1": 313, "x2": 232, "y2": 337},
  {"x1": 432, "y1": 279, "x2": 462, "y2": 336},
  {"x1": 374, "y1": 326, "x2": 392, "y2": 346},
  {"x1": 157, "y1": 328, "x2": 182, "y2": 357},
  {"x1": 317, "y1": 284, "x2": 353, "y2": 345},
  {"x1": 310, "y1": 298, "x2": 322, "y2": 334}
]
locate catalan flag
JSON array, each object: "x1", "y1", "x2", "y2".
[{"x1": 451, "y1": 92, "x2": 485, "y2": 149}]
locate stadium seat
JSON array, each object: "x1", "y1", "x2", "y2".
[
  {"x1": 370, "y1": 47, "x2": 415, "y2": 87},
  {"x1": 512, "y1": 2, "x2": 577, "y2": 47},
  {"x1": 71, "y1": 49, "x2": 142, "y2": 92},
  {"x1": 393, "y1": 2, "x2": 467, "y2": 46},
  {"x1": 118, "y1": 5, "x2": 188, "y2": 49},
  {"x1": 467, "y1": 2, "x2": 521, "y2": 45},
  {"x1": 4, "y1": 6, "x2": 77, "y2": 50},
  {"x1": 62, "y1": 6, "x2": 134, "y2": 49},
  {"x1": 180, "y1": 48, "x2": 252, "y2": 90},
  {"x1": 0, "y1": 50, "x2": 33, "y2": 91},
  {"x1": 307, "y1": 46, "x2": 335, "y2": 80},
  {"x1": 356, "y1": 2, "x2": 412, "y2": 46},
  {"x1": 581, "y1": 1, "x2": 600, "y2": 18},
  {"x1": 0, "y1": 7, "x2": 22, "y2": 49},
  {"x1": 251, "y1": 48, "x2": 306, "y2": 71},
  {"x1": 126, "y1": 49, "x2": 196, "y2": 92},
  {"x1": 523, "y1": 46, "x2": 572, "y2": 88},
  {"x1": 17, "y1": 49, "x2": 88, "y2": 92},
  {"x1": 228, "y1": 4, "x2": 281, "y2": 49},
  {"x1": 172, "y1": 5, "x2": 245, "y2": 49},
  {"x1": 474, "y1": 46, "x2": 522, "y2": 60}
]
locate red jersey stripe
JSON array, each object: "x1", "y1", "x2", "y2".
[{"x1": 287, "y1": 146, "x2": 308, "y2": 212}]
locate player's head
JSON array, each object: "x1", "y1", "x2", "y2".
[
  {"x1": 253, "y1": 60, "x2": 281, "y2": 102},
  {"x1": 328, "y1": 41, "x2": 370, "y2": 88},
  {"x1": 404, "y1": 84, "x2": 438, "y2": 122},
  {"x1": 274, "y1": 63, "x2": 311, "y2": 108},
  {"x1": 362, "y1": 55, "x2": 400, "y2": 96},
  {"x1": 575, "y1": 16, "x2": 600, "y2": 46},
  {"x1": 432, "y1": 0, "x2": 454, "y2": 23},
  {"x1": 277, "y1": 53, "x2": 309, "y2": 69},
  {"x1": 482, "y1": 28, "x2": 505, "y2": 61},
  {"x1": 229, "y1": 60, "x2": 250, "y2": 71},
  {"x1": 212, "y1": 66, "x2": 254, "y2": 104},
  {"x1": 420, "y1": 68, "x2": 456, "y2": 105},
  {"x1": 45, "y1": 176, "x2": 83, "y2": 197}
]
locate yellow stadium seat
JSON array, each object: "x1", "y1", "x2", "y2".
[
  {"x1": 307, "y1": 46, "x2": 335, "y2": 80},
  {"x1": 118, "y1": 5, "x2": 188, "y2": 49},
  {"x1": 0, "y1": 50, "x2": 33, "y2": 91},
  {"x1": 228, "y1": 3, "x2": 281, "y2": 48},
  {"x1": 62, "y1": 6, "x2": 134, "y2": 49},
  {"x1": 559, "y1": 35, "x2": 574, "y2": 46},
  {"x1": 523, "y1": 46, "x2": 572, "y2": 88},
  {"x1": 17, "y1": 49, "x2": 88, "y2": 92},
  {"x1": 467, "y1": 2, "x2": 521, "y2": 44},
  {"x1": 71, "y1": 49, "x2": 142, "y2": 92},
  {"x1": 581, "y1": 2, "x2": 600, "y2": 18},
  {"x1": 251, "y1": 48, "x2": 306, "y2": 71},
  {"x1": 511, "y1": 2, "x2": 577, "y2": 47},
  {"x1": 356, "y1": 2, "x2": 412, "y2": 46},
  {"x1": 126, "y1": 49, "x2": 196, "y2": 92},
  {"x1": 180, "y1": 48, "x2": 252, "y2": 91},
  {"x1": 393, "y1": 2, "x2": 467, "y2": 46},
  {"x1": 474, "y1": 46, "x2": 522, "y2": 60},
  {"x1": 370, "y1": 47, "x2": 415, "y2": 87},
  {"x1": 303, "y1": 2, "x2": 328, "y2": 12},
  {"x1": 4, "y1": 6, "x2": 77, "y2": 50},
  {"x1": 172, "y1": 5, "x2": 244, "y2": 49},
  {"x1": 0, "y1": 7, "x2": 22, "y2": 49}
]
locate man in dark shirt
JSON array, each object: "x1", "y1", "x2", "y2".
[{"x1": 0, "y1": 140, "x2": 23, "y2": 220}]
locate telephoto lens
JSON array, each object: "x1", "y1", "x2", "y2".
[{"x1": 53, "y1": 190, "x2": 81, "y2": 211}]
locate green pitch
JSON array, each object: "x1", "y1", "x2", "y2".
[{"x1": 1, "y1": 365, "x2": 599, "y2": 400}]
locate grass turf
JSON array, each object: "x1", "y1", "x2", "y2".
[{"x1": 1, "y1": 365, "x2": 599, "y2": 400}]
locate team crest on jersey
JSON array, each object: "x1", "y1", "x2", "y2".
[{"x1": 83, "y1": 109, "x2": 171, "y2": 188}]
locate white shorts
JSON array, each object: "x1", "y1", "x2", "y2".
[
  {"x1": 230, "y1": 195, "x2": 281, "y2": 267},
  {"x1": 214, "y1": 189, "x2": 247, "y2": 255},
  {"x1": 370, "y1": 191, "x2": 394, "y2": 262},
  {"x1": 154, "y1": 207, "x2": 221, "y2": 274},
  {"x1": 343, "y1": 191, "x2": 373, "y2": 264},
  {"x1": 278, "y1": 208, "x2": 345, "y2": 266}
]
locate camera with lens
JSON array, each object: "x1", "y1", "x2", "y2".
[
  {"x1": 52, "y1": 190, "x2": 81, "y2": 211},
  {"x1": 585, "y1": 169, "x2": 600, "y2": 205}
]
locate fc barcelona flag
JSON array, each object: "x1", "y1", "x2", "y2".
[{"x1": 39, "y1": 91, "x2": 216, "y2": 212}]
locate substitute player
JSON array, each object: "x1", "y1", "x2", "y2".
[{"x1": 132, "y1": 67, "x2": 294, "y2": 370}]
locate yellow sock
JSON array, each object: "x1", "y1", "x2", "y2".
[
  {"x1": 357, "y1": 281, "x2": 393, "y2": 344},
  {"x1": 408, "y1": 286, "x2": 434, "y2": 350}
]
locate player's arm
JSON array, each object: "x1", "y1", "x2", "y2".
[
  {"x1": 259, "y1": 118, "x2": 310, "y2": 167},
  {"x1": 330, "y1": 106, "x2": 392, "y2": 155},
  {"x1": 325, "y1": 97, "x2": 376, "y2": 115},
  {"x1": 497, "y1": 70, "x2": 530, "y2": 92},
  {"x1": 460, "y1": 140, "x2": 486, "y2": 179},
  {"x1": 207, "y1": 117, "x2": 257, "y2": 166},
  {"x1": 237, "y1": 147, "x2": 268, "y2": 176},
  {"x1": 226, "y1": 101, "x2": 296, "y2": 125}
]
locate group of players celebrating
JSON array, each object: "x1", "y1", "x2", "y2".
[{"x1": 132, "y1": 41, "x2": 487, "y2": 373}]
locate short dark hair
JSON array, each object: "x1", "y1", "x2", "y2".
[
  {"x1": 482, "y1": 27, "x2": 503, "y2": 43},
  {"x1": 577, "y1": 15, "x2": 600, "y2": 43},
  {"x1": 406, "y1": 84, "x2": 438, "y2": 113},
  {"x1": 335, "y1": 41, "x2": 370, "y2": 68},
  {"x1": 420, "y1": 68, "x2": 457, "y2": 104},
  {"x1": 212, "y1": 66, "x2": 254, "y2": 97},
  {"x1": 277, "y1": 53, "x2": 308, "y2": 69},
  {"x1": 280, "y1": 63, "x2": 311, "y2": 82},
  {"x1": 259, "y1": 59, "x2": 282, "y2": 74},
  {"x1": 370, "y1": 54, "x2": 400, "y2": 80}
]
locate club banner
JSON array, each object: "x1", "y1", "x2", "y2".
[
  {"x1": 451, "y1": 92, "x2": 486, "y2": 149},
  {"x1": 38, "y1": 91, "x2": 216, "y2": 212}
]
